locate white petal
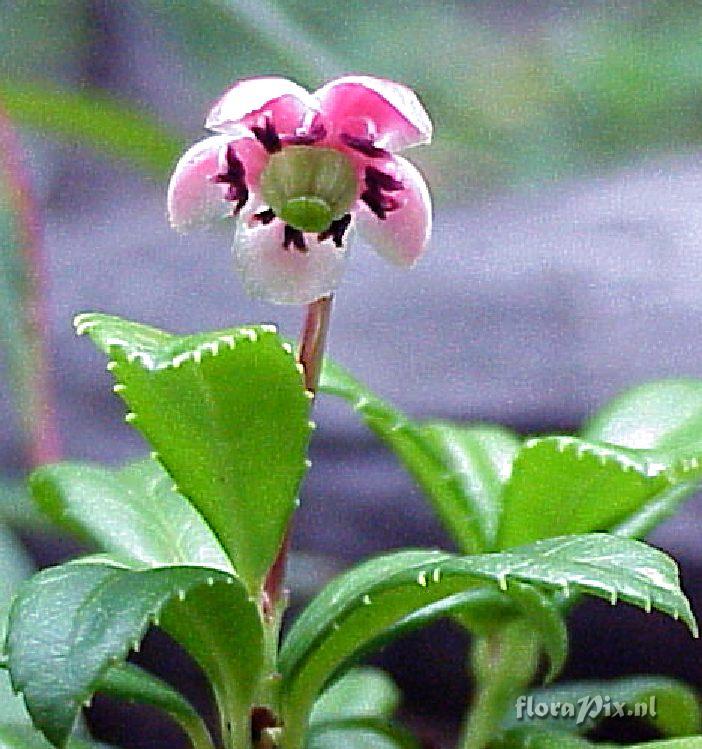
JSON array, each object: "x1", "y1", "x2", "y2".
[
  {"x1": 232, "y1": 218, "x2": 350, "y2": 305},
  {"x1": 206, "y1": 77, "x2": 317, "y2": 135},
  {"x1": 167, "y1": 135, "x2": 232, "y2": 232}
]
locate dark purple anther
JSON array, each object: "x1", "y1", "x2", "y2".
[
  {"x1": 254, "y1": 208, "x2": 276, "y2": 225},
  {"x1": 251, "y1": 117, "x2": 282, "y2": 153},
  {"x1": 339, "y1": 133, "x2": 390, "y2": 158},
  {"x1": 318, "y1": 213, "x2": 352, "y2": 247},
  {"x1": 365, "y1": 165, "x2": 403, "y2": 191},
  {"x1": 361, "y1": 165, "x2": 404, "y2": 220},
  {"x1": 283, "y1": 224, "x2": 306, "y2": 251},
  {"x1": 212, "y1": 143, "x2": 249, "y2": 214}
]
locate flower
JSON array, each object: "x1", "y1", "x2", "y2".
[{"x1": 167, "y1": 75, "x2": 432, "y2": 304}]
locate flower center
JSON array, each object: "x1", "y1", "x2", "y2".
[{"x1": 260, "y1": 146, "x2": 357, "y2": 233}]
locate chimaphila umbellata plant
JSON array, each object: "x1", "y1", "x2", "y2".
[{"x1": 1, "y1": 75, "x2": 702, "y2": 749}]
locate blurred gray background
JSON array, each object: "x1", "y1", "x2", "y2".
[{"x1": 2, "y1": 1, "x2": 702, "y2": 746}]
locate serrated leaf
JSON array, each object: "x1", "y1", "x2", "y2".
[
  {"x1": 320, "y1": 359, "x2": 519, "y2": 553},
  {"x1": 6, "y1": 560, "x2": 262, "y2": 748},
  {"x1": 583, "y1": 380, "x2": 702, "y2": 453},
  {"x1": 282, "y1": 534, "x2": 689, "y2": 749},
  {"x1": 30, "y1": 459, "x2": 230, "y2": 569},
  {"x1": 310, "y1": 668, "x2": 400, "y2": 725},
  {"x1": 502, "y1": 676, "x2": 701, "y2": 737},
  {"x1": 496, "y1": 436, "x2": 702, "y2": 549},
  {"x1": 75, "y1": 313, "x2": 311, "y2": 591},
  {"x1": 583, "y1": 380, "x2": 702, "y2": 540},
  {"x1": 95, "y1": 663, "x2": 212, "y2": 749}
]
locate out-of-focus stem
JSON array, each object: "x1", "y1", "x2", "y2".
[
  {"x1": 262, "y1": 295, "x2": 333, "y2": 616},
  {"x1": 0, "y1": 105, "x2": 60, "y2": 466}
]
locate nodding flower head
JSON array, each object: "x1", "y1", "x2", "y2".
[{"x1": 168, "y1": 75, "x2": 433, "y2": 304}]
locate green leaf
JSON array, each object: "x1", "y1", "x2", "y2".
[
  {"x1": 6, "y1": 559, "x2": 262, "y2": 748},
  {"x1": 281, "y1": 534, "x2": 690, "y2": 749},
  {"x1": 305, "y1": 720, "x2": 421, "y2": 749},
  {"x1": 1, "y1": 82, "x2": 183, "y2": 178},
  {"x1": 95, "y1": 663, "x2": 213, "y2": 749},
  {"x1": 496, "y1": 436, "x2": 702, "y2": 549},
  {"x1": 583, "y1": 380, "x2": 702, "y2": 539},
  {"x1": 494, "y1": 728, "x2": 595, "y2": 748},
  {"x1": 0, "y1": 725, "x2": 109, "y2": 749},
  {"x1": 628, "y1": 740, "x2": 702, "y2": 749},
  {"x1": 502, "y1": 676, "x2": 701, "y2": 737},
  {"x1": 75, "y1": 313, "x2": 312, "y2": 592},
  {"x1": 0, "y1": 524, "x2": 34, "y2": 725},
  {"x1": 320, "y1": 358, "x2": 519, "y2": 553},
  {"x1": 310, "y1": 668, "x2": 400, "y2": 725},
  {"x1": 30, "y1": 459, "x2": 230, "y2": 569},
  {"x1": 582, "y1": 380, "x2": 702, "y2": 452}
]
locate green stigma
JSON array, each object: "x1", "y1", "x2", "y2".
[{"x1": 260, "y1": 146, "x2": 357, "y2": 233}]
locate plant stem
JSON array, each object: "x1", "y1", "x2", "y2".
[
  {"x1": 262, "y1": 295, "x2": 333, "y2": 615},
  {"x1": 459, "y1": 620, "x2": 540, "y2": 749}
]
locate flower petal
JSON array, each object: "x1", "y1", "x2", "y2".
[
  {"x1": 314, "y1": 75, "x2": 432, "y2": 151},
  {"x1": 232, "y1": 217, "x2": 350, "y2": 305},
  {"x1": 167, "y1": 135, "x2": 233, "y2": 232},
  {"x1": 167, "y1": 135, "x2": 269, "y2": 232},
  {"x1": 206, "y1": 77, "x2": 316, "y2": 136},
  {"x1": 356, "y1": 156, "x2": 432, "y2": 266}
]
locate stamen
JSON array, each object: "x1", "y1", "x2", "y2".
[
  {"x1": 255, "y1": 208, "x2": 276, "y2": 225},
  {"x1": 283, "y1": 224, "x2": 306, "y2": 251},
  {"x1": 251, "y1": 117, "x2": 282, "y2": 154},
  {"x1": 318, "y1": 213, "x2": 351, "y2": 247},
  {"x1": 361, "y1": 189, "x2": 400, "y2": 220},
  {"x1": 212, "y1": 142, "x2": 249, "y2": 214},
  {"x1": 365, "y1": 165, "x2": 403, "y2": 191},
  {"x1": 282, "y1": 119, "x2": 327, "y2": 146},
  {"x1": 340, "y1": 133, "x2": 389, "y2": 158}
]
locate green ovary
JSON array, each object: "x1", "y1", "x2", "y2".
[{"x1": 260, "y1": 146, "x2": 357, "y2": 233}]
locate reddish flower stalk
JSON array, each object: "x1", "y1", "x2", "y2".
[
  {"x1": 262, "y1": 294, "x2": 333, "y2": 616},
  {"x1": 0, "y1": 104, "x2": 60, "y2": 466}
]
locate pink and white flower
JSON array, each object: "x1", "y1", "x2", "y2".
[{"x1": 168, "y1": 75, "x2": 432, "y2": 304}]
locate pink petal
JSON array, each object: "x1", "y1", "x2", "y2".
[
  {"x1": 206, "y1": 77, "x2": 316, "y2": 136},
  {"x1": 356, "y1": 156, "x2": 432, "y2": 266},
  {"x1": 167, "y1": 135, "x2": 268, "y2": 232},
  {"x1": 232, "y1": 217, "x2": 350, "y2": 305},
  {"x1": 314, "y1": 75, "x2": 432, "y2": 151}
]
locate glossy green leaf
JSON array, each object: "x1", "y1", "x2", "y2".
[
  {"x1": 1, "y1": 82, "x2": 183, "y2": 178},
  {"x1": 281, "y1": 534, "x2": 692, "y2": 749},
  {"x1": 496, "y1": 435, "x2": 702, "y2": 549},
  {"x1": 502, "y1": 676, "x2": 701, "y2": 736},
  {"x1": 6, "y1": 559, "x2": 262, "y2": 748},
  {"x1": 30, "y1": 459, "x2": 229, "y2": 569},
  {"x1": 306, "y1": 720, "x2": 421, "y2": 749},
  {"x1": 583, "y1": 380, "x2": 702, "y2": 452},
  {"x1": 583, "y1": 380, "x2": 702, "y2": 540},
  {"x1": 310, "y1": 668, "x2": 400, "y2": 725},
  {"x1": 75, "y1": 313, "x2": 311, "y2": 591},
  {"x1": 320, "y1": 358, "x2": 519, "y2": 553},
  {"x1": 95, "y1": 663, "x2": 212, "y2": 749}
]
